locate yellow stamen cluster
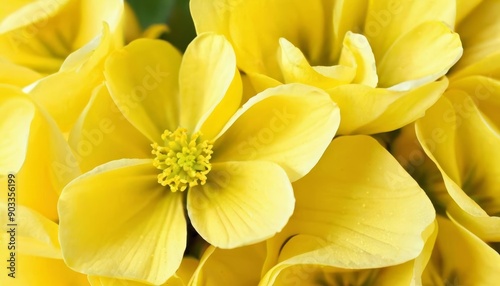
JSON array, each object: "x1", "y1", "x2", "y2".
[{"x1": 151, "y1": 128, "x2": 213, "y2": 192}]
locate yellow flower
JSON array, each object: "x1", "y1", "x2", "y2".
[
  {"x1": 59, "y1": 33, "x2": 340, "y2": 284},
  {"x1": 259, "y1": 135, "x2": 435, "y2": 285},
  {"x1": 0, "y1": 0, "x2": 124, "y2": 75},
  {"x1": 0, "y1": 204, "x2": 88, "y2": 286},
  {"x1": 416, "y1": 91, "x2": 500, "y2": 241},
  {"x1": 0, "y1": 85, "x2": 80, "y2": 221},
  {"x1": 422, "y1": 216, "x2": 500, "y2": 285},
  {"x1": 190, "y1": 0, "x2": 461, "y2": 134},
  {"x1": 0, "y1": 0, "x2": 125, "y2": 132}
]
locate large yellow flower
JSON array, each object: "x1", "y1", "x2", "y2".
[
  {"x1": 190, "y1": 0, "x2": 461, "y2": 134},
  {"x1": 59, "y1": 33, "x2": 340, "y2": 284}
]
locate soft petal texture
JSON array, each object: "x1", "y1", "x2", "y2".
[
  {"x1": 187, "y1": 160, "x2": 294, "y2": 248},
  {"x1": 190, "y1": 243, "x2": 266, "y2": 286},
  {"x1": 105, "y1": 38, "x2": 181, "y2": 142},
  {"x1": 0, "y1": 0, "x2": 123, "y2": 74},
  {"x1": 331, "y1": 78, "x2": 448, "y2": 134},
  {"x1": 88, "y1": 258, "x2": 198, "y2": 286},
  {"x1": 376, "y1": 21, "x2": 462, "y2": 89},
  {"x1": 179, "y1": 33, "x2": 241, "y2": 139},
  {"x1": 451, "y1": 0, "x2": 500, "y2": 79},
  {"x1": 416, "y1": 91, "x2": 500, "y2": 241},
  {"x1": 261, "y1": 135, "x2": 435, "y2": 285},
  {"x1": 332, "y1": 0, "x2": 368, "y2": 62},
  {"x1": 277, "y1": 37, "x2": 353, "y2": 89},
  {"x1": 213, "y1": 83, "x2": 340, "y2": 181},
  {"x1": 449, "y1": 75, "x2": 500, "y2": 132},
  {"x1": 262, "y1": 221, "x2": 434, "y2": 286},
  {"x1": 0, "y1": 205, "x2": 88, "y2": 285},
  {"x1": 0, "y1": 86, "x2": 34, "y2": 174},
  {"x1": 59, "y1": 159, "x2": 186, "y2": 284},
  {"x1": 339, "y1": 31, "x2": 377, "y2": 87},
  {"x1": 69, "y1": 84, "x2": 151, "y2": 173},
  {"x1": 364, "y1": 0, "x2": 456, "y2": 61},
  {"x1": 0, "y1": 86, "x2": 80, "y2": 221},
  {"x1": 0, "y1": 204, "x2": 60, "y2": 259},
  {"x1": 190, "y1": 0, "x2": 330, "y2": 77},
  {"x1": 28, "y1": 23, "x2": 114, "y2": 131},
  {"x1": 456, "y1": 0, "x2": 483, "y2": 24},
  {"x1": 0, "y1": 59, "x2": 41, "y2": 87},
  {"x1": 422, "y1": 216, "x2": 500, "y2": 285}
]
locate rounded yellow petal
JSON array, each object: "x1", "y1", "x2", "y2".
[
  {"x1": 69, "y1": 84, "x2": 151, "y2": 173},
  {"x1": 332, "y1": 78, "x2": 447, "y2": 134},
  {"x1": 59, "y1": 159, "x2": 186, "y2": 284},
  {"x1": 179, "y1": 32, "x2": 241, "y2": 139},
  {"x1": 365, "y1": 0, "x2": 456, "y2": 61},
  {"x1": 213, "y1": 83, "x2": 340, "y2": 181},
  {"x1": 376, "y1": 22, "x2": 462, "y2": 89},
  {"x1": 263, "y1": 135, "x2": 435, "y2": 280},
  {"x1": 187, "y1": 161, "x2": 294, "y2": 248},
  {"x1": 104, "y1": 38, "x2": 181, "y2": 142}
]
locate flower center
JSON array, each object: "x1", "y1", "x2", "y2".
[{"x1": 151, "y1": 128, "x2": 213, "y2": 192}]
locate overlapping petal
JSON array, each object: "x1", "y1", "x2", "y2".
[
  {"x1": 416, "y1": 91, "x2": 500, "y2": 241},
  {"x1": 190, "y1": 243, "x2": 266, "y2": 286},
  {"x1": 178, "y1": 32, "x2": 241, "y2": 139},
  {"x1": 261, "y1": 135, "x2": 435, "y2": 285},
  {"x1": 422, "y1": 216, "x2": 500, "y2": 285},
  {"x1": 213, "y1": 83, "x2": 340, "y2": 181},
  {"x1": 187, "y1": 161, "x2": 294, "y2": 248},
  {"x1": 104, "y1": 38, "x2": 181, "y2": 142},
  {"x1": 59, "y1": 159, "x2": 186, "y2": 284},
  {"x1": 69, "y1": 84, "x2": 151, "y2": 173}
]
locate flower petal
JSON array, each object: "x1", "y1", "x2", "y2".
[
  {"x1": 190, "y1": 0, "x2": 329, "y2": 77},
  {"x1": 212, "y1": 83, "x2": 340, "y2": 181},
  {"x1": 104, "y1": 38, "x2": 181, "y2": 142},
  {"x1": 0, "y1": 59, "x2": 41, "y2": 87},
  {"x1": 451, "y1": 0, "x2": 500, "y2": 78},
  {"x1": 179, "y1": 33, "x2": 241, "y2": 139},
  {"x1": 332, "y1": 78, "x2": 447, "y2": 134},
  {"x1": 69, "y1": 84, "x2": 151, "y2": 173},
  {"x1": 416, "y1": 91, "x2": 500, "y2": 240},
  {"x1": 338, "y1": 32, "x2": 378, "y2": 87},
  {"x1": 28, "y1": 23, "x2": 113, "y2": 132},
  {"x1": 365, "y1": 0, "x2": 456, "y2": 61},
  {"x1": 59, "y1": 159, "x2": 186, "y2": 284},
  {"x1": 422, "y1": 216, "x2": 500, "y2": 285},
  {"x1": 376, "y1": 21, "x2": 462, "y2": 89},
  {"x1": 187, "y1": 161, "x2": 294, "y2": 248},
  {"x1": 263, "y1": 136, "x2": 435, "y2": 275},
  {"x1": 449, "y1": 75, "x2": 500, "y2": 132},
  {"x1": 190, "y1": 243, "x2": 266, "y2": 286},
  {"x1": 0, "y1": 86, "x2": 34, "y2": 174},
  {"x1": 277, "y1": 37, "x2": 353, "y2": 89}
]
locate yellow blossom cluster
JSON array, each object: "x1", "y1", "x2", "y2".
[{"x1": 1, "y1": 0, "x2": 499, "y2": 285}]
